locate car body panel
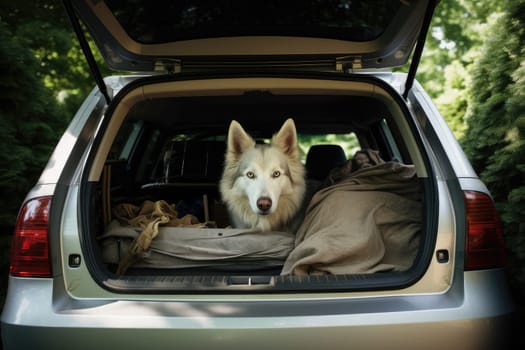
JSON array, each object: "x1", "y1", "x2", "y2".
[
  {"x1": 2, "y1": 72, "x2": 514, "y2": 350},
  {"x1": 1, "y1": 270, "x2": 513, "y2": 350},
  {"x1": 409, "y1": 80, "x2": 478, "y2": 179}
]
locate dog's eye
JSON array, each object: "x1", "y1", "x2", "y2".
[
  {"x1": 272, "y1": 170, "x2": 281, "y2": 178},
  {"x1": 246, "y1": 171, "x2": 255, "y2": 179}
]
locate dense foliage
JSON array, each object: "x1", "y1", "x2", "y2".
[
  {"x1": 0, "y1": 0, "x2": 107, "y2": 226},
  {"x1": 0, "y1": 0, "x2": 523, "y2": 294},
  {"x1": 0, "y1": 21, "x2": 64, "y2": 225},
  {"x1": 461, "y1": 0, "x2": 525, "y2": 294}
]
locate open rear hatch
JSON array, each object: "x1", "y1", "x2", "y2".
[
  {"x1": 62, "y1": 0, "x2": 443, "y2": 294},
  {"x1": 64, "y1": 0, "x2": 437, "y2": 99}
]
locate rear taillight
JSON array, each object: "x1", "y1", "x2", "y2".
[
  {"x1": 10, "y1": 196, "x2": 53, "y2": 277},
  {"x1": 464, "y1": 191, "x2": 506, "y2": 270}
]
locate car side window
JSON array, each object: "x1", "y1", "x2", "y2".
[
  {"x1": 380, "y1": 118, "x2": 403, "y2": 162},
  {"x1": 298, "y1": 133, "x2": 360, "y2": 161},
  {"x1": 108, "y1": 120, "x2": 144, "y2": 161}
]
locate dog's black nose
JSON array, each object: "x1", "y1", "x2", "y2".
[{"x1": 257, "y1": 197, "x2": 272, "y2": 212}]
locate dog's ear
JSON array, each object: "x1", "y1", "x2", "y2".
[
  {"x1": 227, "y1": 120, "x2": 255, "y2": 158},
  {"x1": 272, "y1": 118, "x2": 299, "y2": 158}
]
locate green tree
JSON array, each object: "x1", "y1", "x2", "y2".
[
  {"x1": 416, "y1": 0, "x2": 502, "y2": 139},
  {"x1": 0, "y1": 0, "x2": 109, "y2": 227},
  {"x1": 0, "y1": 0, "x2": 109, "y2": 120},
  {"x1": 0, "y1": 21, "x2": 64, "y2": 226},
  {"x1": 462, "y1": 0, "x2": 525, "y2": 294}
]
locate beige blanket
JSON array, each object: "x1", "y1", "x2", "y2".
[
  {"x1": 100, "y1": 220, "x2": 295, "y2": 271},
  {"x1": 111, "y1": 200, "x2": 206, "y2": 274},
  {"x1": 281, "y1": 162, "x2": 422, "y2": 276}
]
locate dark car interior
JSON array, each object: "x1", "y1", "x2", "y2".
[{"x1": 84, "y1": 89, "x2": 426, "y2": 292}]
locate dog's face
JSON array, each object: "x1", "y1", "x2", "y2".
[
  {"x1": 234, "y1": 146, "x2": 292, "y2": 215},
  {"x1": 225, "y1": 119, "x2": 300, "y2": 216}
]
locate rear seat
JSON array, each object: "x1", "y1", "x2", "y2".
[
  {"x1": 301, "y1": 144, "x2": 348, "y2": 209},
  {"x1": 305, "y1": 144, "x2": 347, "y2": 181}
]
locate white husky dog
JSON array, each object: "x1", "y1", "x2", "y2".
[{"x1": 220, "y1": 118, "x2": 306, "y2": 232}]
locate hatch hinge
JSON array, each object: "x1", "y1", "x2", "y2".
[
  {"x1": 336, "y1": 57, "x2": 362, "y2": 73},
  {"x1": 154, "y1": 59, "x2": 182, "y2": 74}
]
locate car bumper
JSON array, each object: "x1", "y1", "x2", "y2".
[{"x1": 1, "y1": 270, "x2": 516, "y2": 350}]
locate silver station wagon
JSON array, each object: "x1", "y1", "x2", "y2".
[{"x1": 1, "y1": 0, "x2": 516, "y2": 349}]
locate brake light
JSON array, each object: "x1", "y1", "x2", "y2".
[
  {"x1": 10, "y1": 196, "x2": 53, "y2": 277},
  {"x1": 464, "y1": 191, "x2": 506, "y2": 270}
]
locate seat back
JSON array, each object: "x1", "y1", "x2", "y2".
[{"x1": 305, "y1": 144, "x2": 347, "y2": 181}]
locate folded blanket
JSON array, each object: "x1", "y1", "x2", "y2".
[
  {"x1": 100, "y1": 220, "x2": 295, "y2": 271},
  {"x1": 281, "y1": 162, "x2": 422, "y2": 276},
  {"x1": 110, "y1": 200, "x2": 207, "y2": 273}
]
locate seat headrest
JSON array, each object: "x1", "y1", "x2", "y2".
[{"x1": 305, "y1": 144, "x2": 347, "y2": 181}]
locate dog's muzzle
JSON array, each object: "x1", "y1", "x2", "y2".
[{"x1": 257, "y1": 197, "x2": 272, "y2": 214}]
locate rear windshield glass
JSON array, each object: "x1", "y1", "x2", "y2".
[{"x1": 105, "y1": 0, "x2": 403, "y2": 44}]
